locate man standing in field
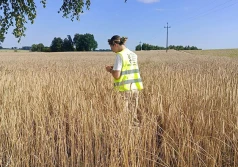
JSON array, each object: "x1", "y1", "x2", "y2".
[{"x1": 105, "y1": 35, "x2": 143, "y2": 126}]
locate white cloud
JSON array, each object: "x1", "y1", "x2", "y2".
[{"x1": 138, "y1": 0, "x2": 160, "y2": 4}]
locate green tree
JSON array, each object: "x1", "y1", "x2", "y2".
[
  {"x1": 135, "y1": 44, "x2": 141, "y2": 51},
  {"x1": 73, "y1": 33, "x2": 97, "y2": 51},
  {"x1": 50, "y1": 37, "x2": 63, "y2": 52},
  {"x1": 190, "y1": 46, "x2": 198, "y2": 50},
  {"x1": 62, "y1": 36, "x2": 74, "y2": 51},
  {"x1": 73, "y1": 34, "x2": 84, "y2": 51},
  {"x1": 169, "y1": 45, "x2": 175, "y2": 49},
  {"x1": 176, "y1": 45, "x2": 184, "y2": 50},
  {"x1": 142, "y1": 43, "x2": 149, "y2": 50},
  {"x1": 37, "y1": 43, "x2": 44, "y2": 52},
  {"x1": 31, "y1": 44, "x2": 38, "y2": 52},
  {"x1": 43, "y1": 47, "x2": 51, "y2": 52},
  {"x1": 31, "y1": 43, "x2": 45, "y2": 52},
  {"x1": 67, "y1": 35, "x2": 74, "y2": 51},
  {"x1": 0, "y1": 35, "x2": 5, "y2": 43},
  {"x1": 22, "y1": 46, "x2": 31, "y2": 50},
  {"x1": 84, "y1": 33, "x2": 97, "y2": 51},
  {"x1": 0, "y1": 0, "x2": 127, "y2": 43}
]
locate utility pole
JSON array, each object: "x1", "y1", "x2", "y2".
[
  {"x1": 164, "y1": 22, "x2": 171, "y2": 52},
  {"x1": 139, "y1": 41, "x2": 142, "y2": 51}
]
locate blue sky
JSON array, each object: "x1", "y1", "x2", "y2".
[{"x1": 2, "y1": 0, "x2": 238, "y2": 50}]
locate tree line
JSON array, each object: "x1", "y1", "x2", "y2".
[
  {"x1": 167, "y1": 45, "x2": 200, "y2": 50},
  {"x1": 135, "y1": 43, "x2": 200, "y2": 51},
  {"x1": 31, "y1": 33, "x2": 98, "y2": 52},
  {"x1": 1, "y1": 37, "x2": 200, "y2": 52}
]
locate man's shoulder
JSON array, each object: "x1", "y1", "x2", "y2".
[{"x1": 116, "y1": 54, "x2": 122, "y2": 59}]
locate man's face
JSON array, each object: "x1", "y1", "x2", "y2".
[{"x1": 110, "y1": 44, "x2": 118, "y2": 53}]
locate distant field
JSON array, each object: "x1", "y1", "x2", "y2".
[
  {"x1": 0, "y1": 50, "x2": 238, "y2": 166},
  {"x1": 0, "y1": 49, "x2": 30, "y2": 52},
  {"x1": 183, "y1": 49, "x2": 238, "y2": 57},
  {"x1": 1, "y1": 49, "x2": 238, "y2": 57}
]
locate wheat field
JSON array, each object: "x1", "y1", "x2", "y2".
[
  {"x1": 183, "y1": 49, "x2": 238, "y2": 58},
  {"x1": 0, "y1": 50, "x2": 238, "y2": 167}
]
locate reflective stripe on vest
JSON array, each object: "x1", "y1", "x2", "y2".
[
  {"x1": 121, "y1": 69, "x2": 139, "y2": 76},
  {"x1": 114, "y1": 78, "x2": 142, "y2": 87}
]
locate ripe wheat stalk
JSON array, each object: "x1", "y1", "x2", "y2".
[{"x1": 0, "y1": 50, "x2": 237, "y2": 167}]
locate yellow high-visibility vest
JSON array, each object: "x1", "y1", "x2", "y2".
[{"x1": 114, "y1": 48, "x2": 143, "y2": 92}]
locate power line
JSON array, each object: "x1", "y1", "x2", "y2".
[
  {"x1": 190, "y1": 0, "x2": 238, "y2": 21},
  {"x1": 164, "y1": 22, "x2": 171, "y2": 52},
  {"x1": 171, "y1": 0, "x2": 237, "y2": 26}
]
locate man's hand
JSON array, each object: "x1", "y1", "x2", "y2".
[
  {"x1": 105, "y1": 65, "x2": 121, "y2": 79},
  {"x1": 105, "y1": 65, "x2": 113, "y2": 73}
]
